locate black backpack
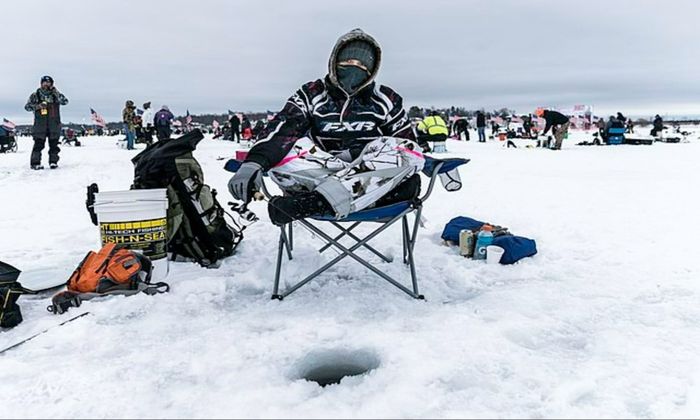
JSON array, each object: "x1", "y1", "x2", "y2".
[
  {"x1": 0, "y1": 262, "x2": 36, "y2": 329},
  {"x1": 130, "y1": 130, "x2": 243, "y2": 267},
  {"x1": 155, "y1": 111, "x2": 171, "y2": 127}
]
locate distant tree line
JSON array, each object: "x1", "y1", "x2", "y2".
[{"x1": 408, "y1": 106, "x2": 517, "y2": 119}]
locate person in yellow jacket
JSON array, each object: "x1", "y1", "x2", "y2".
[{"x1": 417, "y1": 111, "x2": 449, "y2": 144}]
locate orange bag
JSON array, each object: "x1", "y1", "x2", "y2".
[
  {"x1": 48, "y1": 244, "x2": 169, "y2": 315},
  {"x1": 67, "y1": 243, "x2": 151, "y2": 294}
]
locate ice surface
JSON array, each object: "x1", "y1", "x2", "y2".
[{"x1": 1, "y1": 129, "x2": 700, "y2": 418}]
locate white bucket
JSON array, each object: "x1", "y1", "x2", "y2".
[
  {"x1": 432, "y1": 142, "x2": 447, "y2": 153},
  {"x1": 93, "y1": 189, "x2": 169, "y2": 280},
  {"x1": 486, "y1": 245, "x2": 505, "y2": 265}
]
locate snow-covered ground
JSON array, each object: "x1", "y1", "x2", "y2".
[{"x1": 2, "y1": 128, "x2": 700, "y2": 418}]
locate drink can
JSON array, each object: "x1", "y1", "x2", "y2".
[{"x1": 459, "y1": 229, "x2": 475, "y2": 257}]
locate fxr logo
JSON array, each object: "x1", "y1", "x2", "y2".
[{"x1": 322, "y1": 121, "x2": 376, "y2": 132}]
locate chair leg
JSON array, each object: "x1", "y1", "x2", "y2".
[
  {"x1": 280, "y1": 225, "x2": 293, "y2": 261},
  {"x1": 272, "y1": 227, "x2": 286, "y2": 300},
  {"x1": 408, "y1": 207, "x2": 423, "y2": 256},
  {"x1": 405, "y1": 214, "x2": 422, "y2": 299},
  {"x1": 288, "y1": 223, "x2": 294, "y2": 251},
  {"x1": 402, "y1": 216, "x2": 409, "y2": 265}
]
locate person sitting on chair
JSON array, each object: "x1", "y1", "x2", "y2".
[
  {"x1": 417, "y1": 111, "x2": 449, "y2": 147},
  {"x1": 651, "y1": 114, "x2": 664, "y2": 137},
  {"x1": 228, "y1": 28, "x2": 428, "y2": 226}
]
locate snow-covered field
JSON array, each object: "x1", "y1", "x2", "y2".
[{"x1": 2, "y1": 129, "x2": 700, "y2": 418}]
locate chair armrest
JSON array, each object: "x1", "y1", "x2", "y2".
[{"x1": 418, "y1": 156, "x2": 470, "y2": 202}]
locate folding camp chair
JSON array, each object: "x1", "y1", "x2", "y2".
[{"x1": 224, "y1": 156, "x2": 469, "y2": 300}]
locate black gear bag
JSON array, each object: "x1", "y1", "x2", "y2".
[
  {"x1": 129, "y1": 129, "x2": 243, "y2": 267},
  {"x1": 0, "y1": 262, "x2": 36, "y2": 329}
]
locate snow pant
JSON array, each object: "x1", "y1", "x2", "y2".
[
  {"x1": 268, "y1": 137, "x2": 425, "y2": 219},
  {"x1": 231, "y1": 129, "x2": 240, "y2": 142},
  {"x1": 125, "y1": 126, "x2": 136, "y2": 150},
  {"x1": 31, "y1": 135, "x2": 60, "y2": 166},
  {"x1": 478, "y1": 127, "x2": 486, "y2": 142},
  {"x1": 553, "y1": 122, "x2": 569, "y2": 150},
  {"x1": 143, "y1": 125, "x2": 154, "y2": 144},
  {"x1": 156, "y1": 126, "x2": 171, "y2": 141}
]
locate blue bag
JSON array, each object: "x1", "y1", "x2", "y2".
[
  {"x1": 492, "y1": 235, "x2": 537, "y2": 264},
  {"x1": 441, "y1": 216, "x2": 485, "y2": 243}
]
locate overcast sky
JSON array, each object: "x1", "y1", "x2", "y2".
[{"x1": 3, "y1": 0, "x2": 699, "y2": 123}]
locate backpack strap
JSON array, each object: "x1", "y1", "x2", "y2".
[{"x1": 138, "y1": 281, "x2": 170, "y2": 296}]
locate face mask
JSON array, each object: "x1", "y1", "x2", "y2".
[{"x1": 336, "y1": 65, "x2": 370, "y2": 94}]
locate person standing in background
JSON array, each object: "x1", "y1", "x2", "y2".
[
  {"x1": 476, "y1": 110, "x2": 486, "y2": 142},
  {"x1": 522, "y1": 115, "x2": 533, "y2": 138},
  {"x1": 141, "y1": 102, "x2": 154, "y2": 144},
  {"x1": 229, "y1": 113, "x2": 241, "y2": 143},
  {"x1": 24, "y1": 75, "x2": 69, "y2": 169},
  {"x1": 122, "y1": 100, "x2": 137, "y2": 150},
  {"x1": 154, "y1": 105, "x2": 174, "y2": 141},
  {"x1": 651, "y1": 114, "x2": 664, "y2": 137}
]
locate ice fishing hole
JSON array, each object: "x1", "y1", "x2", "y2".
[{"x1": 295, "y1": 349, "x2": 380, "y2": 387}]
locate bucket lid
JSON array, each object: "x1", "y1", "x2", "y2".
[{"x1": 95, "y1": 188, "x2": 168, "y2": 203}]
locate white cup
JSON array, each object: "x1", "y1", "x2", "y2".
[{"x1": 486, "y1": 245, "x2": 505, "y2": 264}]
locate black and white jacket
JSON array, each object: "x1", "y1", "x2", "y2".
[{"x1": 246, "y1": 78, "x2": 415, "y2": 170}]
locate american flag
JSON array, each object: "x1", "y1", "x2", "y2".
[
  {"x1": 185, "y1": 110, "x2": 192, "y2": 126},
  {"x1": 90, "y1": 108, "x2": 107, "y2": 128},
  {"x1": 212, "y1": 119, "x2": 220, "y2": 129},
  {"x1": 1, "y1": 118, "x2": 16, "y2": 130}
]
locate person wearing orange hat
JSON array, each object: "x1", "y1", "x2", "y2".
[{"x1": 535, "y1": 108, "x2": 569, "y2": 150}]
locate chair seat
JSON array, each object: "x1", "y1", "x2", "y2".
[{"x1": 313, "y1": 201, "x2": 412, "y2": 222}]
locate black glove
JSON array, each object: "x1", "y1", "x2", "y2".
[{"x1": 228, "y1": 162, "x2": 263, "y2": 203}]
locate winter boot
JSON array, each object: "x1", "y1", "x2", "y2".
[
  {"x1": 30, "y1": 164, "x2": 44, "y2": 170},
  {"x1": 49, "y1": 163, "x2": 58, "y2": 169},
  {"x1": 374, "y1": 174, "x2": 422, "y2": 207},
  {"x1": 268, "y1": 192, "x2": 334, "y2": 226}
]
